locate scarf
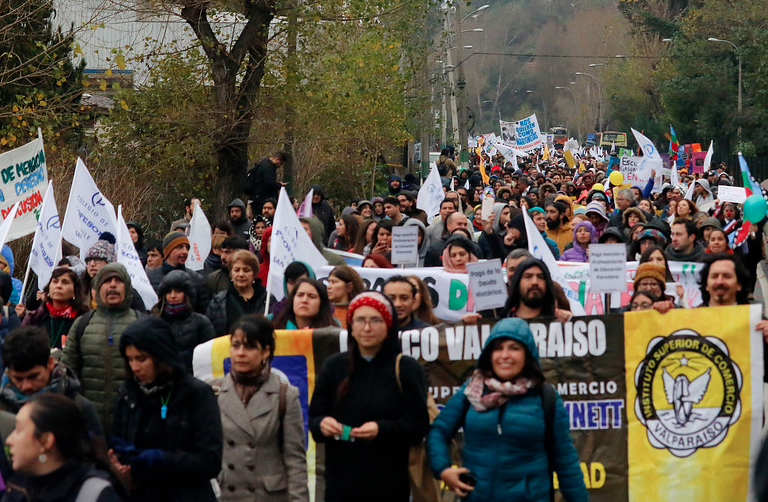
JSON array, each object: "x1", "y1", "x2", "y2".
[
  {"x1": 163, "y1": 302, "x2": 187, "y2": 317},
  {"x1": 136, "y1": 378, "x2": 173, "y2": 396},
  {"x1": 46, "y1": 302, "x2": 78, "y2": 319},
  {"x1": 0, "y1": 364, "x2": 73, "y2": 410},
  {"x1": 232, "y1": 361, "x2": 271, "y2": 405},
  {"x1": 464, "y1": 370, "x2": 535, "y2": 412}
]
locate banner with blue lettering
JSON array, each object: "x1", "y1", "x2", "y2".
[
  {"x1": 0, "y1": 129, "x2": 48, "y2": 240},
  {"x1": 513, "y1": 113, "x2": 544, "y2": 151}
]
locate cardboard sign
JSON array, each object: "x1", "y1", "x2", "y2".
[
  {"x1": 588, "y1": 243, "x2": 627, "y2": 292},
  {"x1": 390, "y1": 225, "x2": 419, "y2": 265},
  {"x1": 481, "y1": 197, "x2": 495, "y2": 221},
  {"x1": 691, "y1": 151, "x2": 707, "y2": 174},
  {"x1": 466, "y1": 259, "x2": 507, "y2": 311},
  {"x1": 717, "y1": 185, "x2": 747, "y2": 204}
]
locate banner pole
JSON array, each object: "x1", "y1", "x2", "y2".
[
  {"x1": 264, "y1": 271, "x2": 273, "y2": 316},
  {"x1": 20, "y1": 259, "x2": 32, "y2": 305}
]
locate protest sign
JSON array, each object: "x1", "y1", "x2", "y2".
[
  {"x1": 61, "y1": 158, "x2": 118, "y2": 258},
  {"x1": 390, "y1": 226, "x2": 419, "y2": 265},
  {"x1": 619, "y1": 156, "x2": 661, "y2": 192},
  {"x1": 194, "y1": 306, "x2": 762, "y2": 502},
  {"x1": 186, "y1": 201, "x2": 211, "y2": 271},
  {"x1": 0, "y1": 129, "x2": 48, "y2": 240},
  {"x1": 416, "y1": 164, "x2": 444, "y2": 222},
  {"x1": 28, "y1": 182, "x2": 61, "y2": 290},
  {"x1": 588, "y1": 244, "x2": 628, "y2": 292},
  {"x1": 513, "y1": 113, "x2": 543, "y2": 151},
  {"x1": 691, "y1": 151, "x2": 706, "y2": 174},
  {"x1": 466, "y1": 260, "x2": 507, "y2": 311},
  {"x1": 717, "y1": 185, "x2": 747, "y2": 204},
  {"x1": 499, "y1": 120, "x2": 516, "y2": 143},
  {"x1": 268, "y1": 188, "x2": 328, "y2": 303},
  {"x1": 116, "y1": 206, "x2": 158, "y2": 308}
]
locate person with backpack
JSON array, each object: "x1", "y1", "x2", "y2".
[
  {"x1": 212, "y1": 315, "x2": 308, "y2": 502},
  {"x1": 3, "y1": 393, "x2": 122, "y2": 502},
  {"x1": 308, "y1": 291, "x2": 429, "y2": 502},
  {"x1": 109, "y1": 316, "x2": 222, "y2": 502},
  {"x1": 426, "y1": 318, "x2": 587, "y2": 502},
  {"x1": 62, "y1": 263, "x2": 143, "y2": 436}
]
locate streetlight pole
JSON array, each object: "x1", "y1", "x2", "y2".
[
  {"x1": 708, "y1": 37, "x2": 742, "y2": 139},
  {"x1": 456, "y1": 5, "x2": 487, "y2": 168},
  {"x1": 575, "y1": 71, "x2": 602, "y2": 133}
]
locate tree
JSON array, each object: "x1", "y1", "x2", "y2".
[{"x1": 0, "y1": 0, "x2": 85, "y2": 149}]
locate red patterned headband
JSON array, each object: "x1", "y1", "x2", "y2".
[{"x1": 347, "y1": 291, "x2": 394, "y2": 329}]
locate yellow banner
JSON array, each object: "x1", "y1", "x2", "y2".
[{"x1": 624, "y1": 305, "x2": 763, "y2": 501}]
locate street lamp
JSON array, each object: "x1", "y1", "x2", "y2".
[
  {"x1": 708, "y1": 37, "x2": 742, "y2": 138},
  {"x1": 576, "y1": 71, "x2": 602, "y2": 133},
  {"x1": 455, "y1": 7, "x2": 487, "y2": 169},
  {"x1": 588, "y1": 63, "x2": 605, "y2": 68},
  {"x1": 462, "y1": 4, "x2": 489, "y2": 22}
]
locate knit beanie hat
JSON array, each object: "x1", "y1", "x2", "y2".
[
  {"x1": 347, "y1": 291, "x2": 395, "y2": 330},
  {"x1": 585, "y1": 201, "x2": 608, "y2": 222},
  {"x1": 163, "y1": 231, "x2": 190, "y2": 259},
  {"x1": 633, "y1": 263, "x2": 666, "y2": 290},
  {"x1": 85, "y1": 232, "x2": 116, "y2": 263}
]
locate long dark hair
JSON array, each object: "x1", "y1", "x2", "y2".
[
  {"x1": 272, "y1": 278, "x2": 337, "y2": 329},
  {"x1": 339, "y1": 215, "x2": 361, "y2": 253},
  {"x1": 357, "y1": 219, "x2": 377, "y2": 251},
  {"x1": 370, "y1": 220, "x2": 395, "y2": 250},
  {"x1": 337, "y1": 291, "x2": 400, "y2": 400},
  {"x1": 44, "y1": 267, "x2": 88, "y2": 313},
  {"x1": 27, "y1": 394, "x2": 112, "y2": 473},
  {"x1": 329, "y1": 266, "x2": 365, "y2": 303},
  {"x1": 638, "y1": 245, "x2": 674, "y2": 281}
]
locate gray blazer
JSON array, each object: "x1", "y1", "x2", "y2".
[{"x1": 214, "y1": 372, "x2": 309, "y2": 502}]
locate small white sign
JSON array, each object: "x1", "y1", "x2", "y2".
[
  {"x1": 588, "y1": 243, "x2": 627, "y2": 293},
  {"x1": 481, "y1": 197, "x2": 495, "y2": 221},
  {"x1": 466, "y1": 259, "x2": 508, "y2": 311},
  {"x1": 391, "y1": 226, "x2": 419, "y2": 265},
  {"x1": 717, "y1": 185, "x2": 747, "y2": 204}
]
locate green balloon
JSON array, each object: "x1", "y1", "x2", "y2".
[{"x1": 743, "y1": 194, "x2": 768, "y2": 223}]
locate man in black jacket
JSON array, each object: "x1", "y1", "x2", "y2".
[
  {"x1": 146, "y1": 232, "x2": 211, "y2": 314},
  {"x1": 244, "y1": 150, "x2": 288, "y2": 215}
]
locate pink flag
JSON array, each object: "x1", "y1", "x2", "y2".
[{"x1": 297, "y1": 188, "x2": 314, "y2": 217}]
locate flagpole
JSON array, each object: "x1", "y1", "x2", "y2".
[
  {"x1": 264, "y1": 269, "x2": 273, "y2": 315},
  {"x1": 20, "y1": 259, "x2": 32, "y2": 305}
]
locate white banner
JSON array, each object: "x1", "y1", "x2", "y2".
[
  {"x1": 513, "y1": 113, "x2": 544, "y2": 151},
  {"x1": 116, "y1": 206, "x2": 158, "y2": 308},
  {"x1": 29, "y1": 182, "x2": 62, "y2": 290},
  {"x1": 0, "y1": 129, "x2": 48, "y2": 240},
  {"x1": 416, "y1": 164, "x2": 444, "y2": 222},
  {"x1": 499, "y1": 120, "x2": 516, "y2": 143},
  {"x1": 631, "y1": 128, "x2": 664, "y2": 181},
  {"x1": 267, "y1": 188, "x2": 328, "y2": 302},
  {"x1": 620, "y1": 156, "x2": 662, "y2": 192},
  {"x1": 492, "y1": 141, "x2": 528, "y2": 165},
  {"x1": 186, "y1": 201, "x2": 211, "y2": 271},
  {"x1": 61, "y1": 158, "x2": 118, "y2": 258}
]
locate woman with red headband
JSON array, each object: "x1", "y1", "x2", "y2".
[{"x1": 308, "y1": 291, "x2": 429, "y2": 502}]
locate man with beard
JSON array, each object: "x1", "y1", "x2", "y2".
[
  {"x1": 227, "y1": 198, "x2": 252, "y2": 238},
  {"x1": 504, "y1": 258, "x2": 571, "y2": 321},
  {"x1": 545, "y1": 201, "x2": 572, "y2": 252}
]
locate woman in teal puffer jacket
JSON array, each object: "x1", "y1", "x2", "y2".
[{"x1": 427, "y1": 318, "x2": 588, "y2": 502}]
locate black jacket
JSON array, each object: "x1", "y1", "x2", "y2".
[
  {"x1": 245, "y1": 157, "x2": 282, "y2": 202},
  {"x1": 3, "y1": 461, "x2": 122, "y2": 502},
  {"x1": 111, "y1": 374, "x2": 223, "y2": 502},
  {"x1": 308, "y1": 345, "x2": 429, "y2": 502},
  {"x1": 146, "y1": 263, "x2": 211, "y2": 314}
]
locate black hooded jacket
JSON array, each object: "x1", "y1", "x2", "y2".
[
  {"x1": 309, "y1": 184, "x2": 336, "y2": 243},
  {"x1": 505, "y1": 258, "x2": 557, "y2": 318},
  {"x1": 113, "y1": 317, "x2": 223, "y2": 502}
]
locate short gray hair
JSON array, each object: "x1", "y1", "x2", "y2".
[{"x1": 617, "y1": 188, "x2": 635, "y2": 202}]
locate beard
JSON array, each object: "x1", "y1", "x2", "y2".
[
  {"x1": 521, "y1": 287, "x2": 545, "y2": 308},
  {"x1": 546, "y1": 218, "x2": 560, "y2": 230}
]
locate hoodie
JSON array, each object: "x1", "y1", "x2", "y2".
[
  {"x1": 0, "y1": 245, "x2": 21, "y2": 304},
  {"x1": 560, "y1": 221, "x2": 596, "y2": 263},
  {"x1": 388, "y1": 175, "x2": 402, "y2": 196},
  {"x1": 301, "y1": 217, "x2": 345, "y2": 266},
  {"x1": 227, "y1": 198, "x2": 252, "y2": 238},
  {"x1": 403, "y1": 218, "x2": 428, "y2": 266},
  {"x1": 309, "y1": 184, "x2": 336, "y2": 241}
]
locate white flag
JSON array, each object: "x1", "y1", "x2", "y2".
[
  {"x1": 703, "y1": 140, "x2": 714, "y2": 172},
  {"x1": 267, "y1": 188, "x2": 328, "y2": 302},
  {"x1": 630, "y1": 128, "x2": 664, "y2": 183},
  {"x1": 186, "y1": 201, "x2": 211, "y2": 271},
  {"x1": 0, "y1": 201, "x2": 21, "y2": 256},
  {"x1": 297, "y1": 189, "x2": 314, "y2": 218},
  {"x1": 29, "y1": 182, "x2": 62, "y2": 290},
  {"x1": 61, "y1": 158, "x2": 117, "y2": 259},
  {"x1": 671, "y1": 162, "x2": 680, "y2": 188},
  {"x1": 416, "y1": 164, "x2": 445, "y2": 222},
  {"x1": 523, "y1": 209, "x2": 586, "y2": 315},
  {"x1": 116, "y1": 206, "x2": 158, "y2": 308}
]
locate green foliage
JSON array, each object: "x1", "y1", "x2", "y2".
[{"x1": 0, "y1": 0, "x2": 85, "y2": 149}]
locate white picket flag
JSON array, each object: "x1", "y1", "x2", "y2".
[
  {"x1": 671, "y1": 163, "x2": 680, "y2": 188},
  {"x1": 61, "y1": 158, "x2": 118, "y2": 259},
  {"x1": 267, "y1": 188, "x2": 328, "y2": 304},
  {"x1": 185, "y1": 201, "x2": 211, "y2": 271},
  {"x1": 523, "y1": 209, "x2": 586, "y2": 315},
  {"x1": 0, "y1": 201, "x2": 21, "y2": 254},
  {"x1": 116, "y1": 206, "x2": 158, "y2": 308},
  {"x1": 416, "y1": 164, "x2": 445, "y2": 222},
  {"x1": 28, "y1": 182, "x2": 62, "y2": 290},
  {"x1": 631, "y1": 128, "x2": 664, "y2": 178},
  {"x1": 297, "y1": 189, "x2": 314, "y2": 218},
  {"x1": 703, "y1": 140, "x2": 714, "y2": 172}
]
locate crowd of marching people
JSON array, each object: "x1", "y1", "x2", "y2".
[{"x1": 0, "y1": 142, "x2": 768, "y2": 502}]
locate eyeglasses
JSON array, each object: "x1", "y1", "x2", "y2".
[
  {"x1": 352, "y1": 317, "x2": 386, "y2": 327},
  {"x1": 631, "y1": 302, "x2": 653, "y2": 311}
]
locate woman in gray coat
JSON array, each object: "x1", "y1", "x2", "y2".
[{"x1": 212, "y1": 315, "x2": 308, "y2": 502}]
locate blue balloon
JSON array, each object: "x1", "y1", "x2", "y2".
[{"x1": 743, "y1": 194, "x2": 768, "y2": 223}]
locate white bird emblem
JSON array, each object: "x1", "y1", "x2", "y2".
[{"x1": 662, "y1": 367, "x2": 712, "y2": 425}]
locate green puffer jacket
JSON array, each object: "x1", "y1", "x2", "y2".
[{"x1": 62, "y1": 263, "x2": 141, "y2": 436}]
